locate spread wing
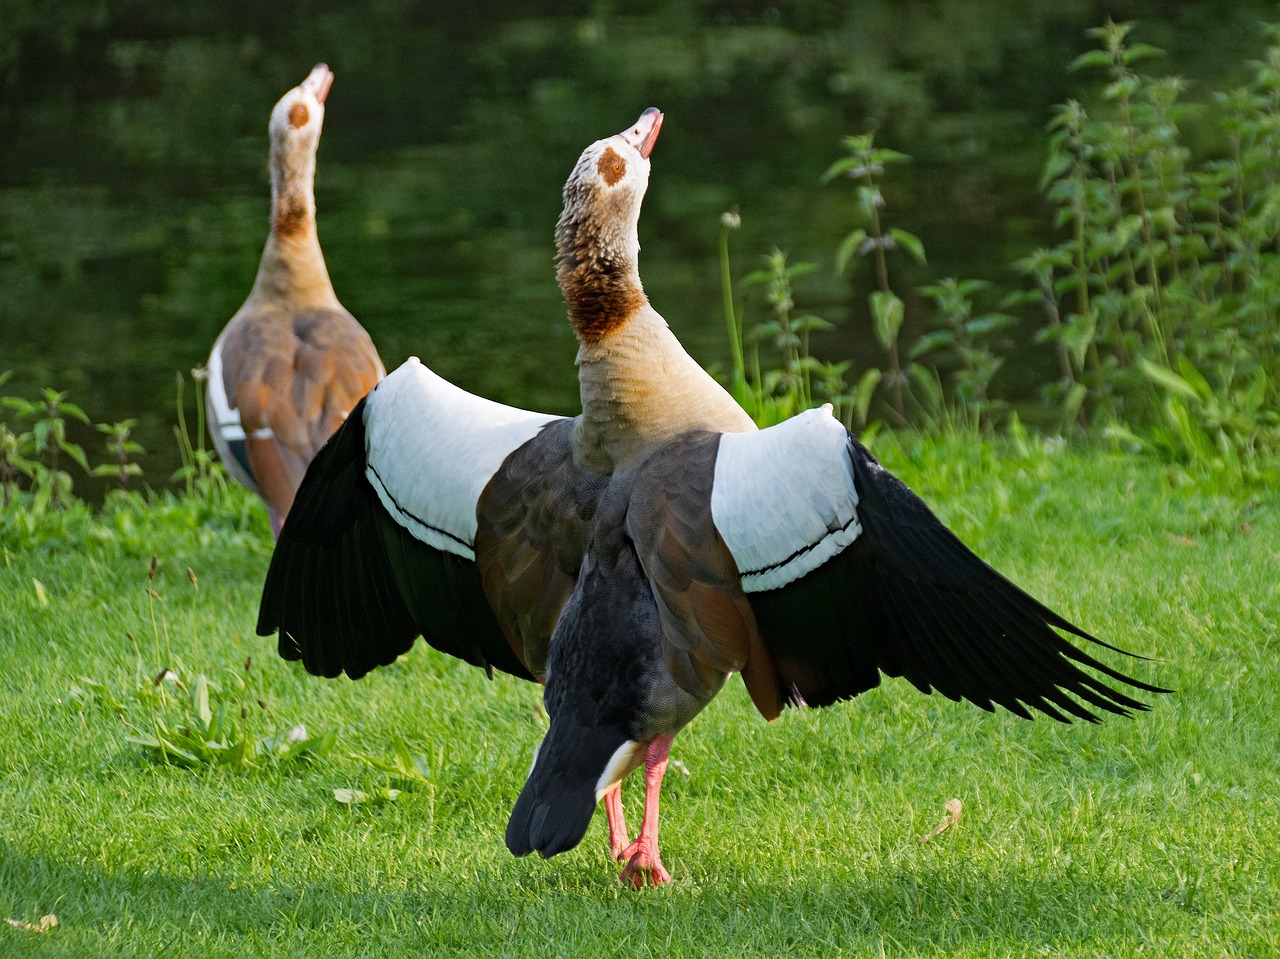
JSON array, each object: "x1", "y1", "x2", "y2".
[
  {"x1": 474, "y1": 419, "x2": 608, "y2": 680},
  {"x1": 657, "y1": 409, "x2": 1167, "y2": 721},
  {"x1": 256, "y1": 358, "x2": 561, "y2": 682}
]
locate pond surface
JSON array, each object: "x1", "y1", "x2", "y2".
[{"x1": 1, "y1": 1, "x2": 1271, "y2": 495}]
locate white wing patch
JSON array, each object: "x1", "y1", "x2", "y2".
[
  {"x1": 205, "y1": 334, "x2": 245, "y2": 442},
  {"x1": 364, "y1": 358, "x2": 561, "y2": 561},
  {"x1": 710, "y1": 407, "x2": 860, "y2": 592}
]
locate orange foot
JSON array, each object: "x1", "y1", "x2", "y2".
[{"x1": 618, "y1": 836, "x2": 670, "y2": 888}]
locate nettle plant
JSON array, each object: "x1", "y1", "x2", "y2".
[
  {"x1": 0, "y1": 369, "x2": 235, "y2": 517},
  {"x1": 1032, "y1": 19, "x2": 1280, "y2": 466},
  {"x1": 824, "y1": 134, "x2": 926, "y2": 428},
  {"x1": 718, "y1": 216, "x2": 849, "y2": 428},
  {"x1": 0, "y1": 386, "x2": 93, "y2": 510},
  {"x1": 729, "y1": 19, "x2": 1280, "y2": 473}
]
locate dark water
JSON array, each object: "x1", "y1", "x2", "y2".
[{"x1": 1, "y1": 1, "x2": 1272, "y2": 496}]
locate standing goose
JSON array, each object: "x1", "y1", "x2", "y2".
[
  {"x1": 206, "y1": 64, "x2": 384, "y2": 536},
  {"x1": 499, "y1": 109, "x2": 1165, "y2": 886}
]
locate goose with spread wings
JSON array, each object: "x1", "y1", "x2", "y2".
[{"x1": 257, "y1": 108, "x2": 1165, "y2": 888}]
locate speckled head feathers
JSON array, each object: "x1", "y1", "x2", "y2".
[
  {"x1": 268, "y1": 64, "x2": 333, "y2": 238},
  {"x1": 269, "y1": 64, "x2": 331, "y2": 150},
  {"x1": 557, "y1": 109, "x2": 664, "y2": 342}
]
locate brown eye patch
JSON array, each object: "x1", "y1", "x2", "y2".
[
  {"x1": 598, "y1": 147, "x2": 626, "y2": 186},
  {"x1": 288, "y1": 102, "x2": 310, "y2": 128}
]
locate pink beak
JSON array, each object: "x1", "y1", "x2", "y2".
[
  {"x1": 621, "y1": 108, "x2": 663, "y2": 159},
  {"x1": 302, "y1": 63, "x2": 334, "y2": 105}
]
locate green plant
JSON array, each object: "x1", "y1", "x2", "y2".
[
  {"x1": 0, "y1": 419, "x2": 36, "y2": 508},
  {"x1": 717, "y1": 208, "x2": 752, "y2": 414},
  {"x1": 0, "y1": 387, "x2": 91, "y2": 510},
  {"x1": 1007, "y1": 248, "x2": 1088, "y2": 428},
  {"x1": 173, "y1": 368, "x2": 230, "y2": 503},
  {"x1": 823, "y1": 134, "x2": 927, "y2": 427},
  {"x1": 1029, "y1": 19, "x2": 1280, "y2": 461},
  {"x1": 913, "y1": 278, "x2": 1017, "y2": 431},
  {"x1": 124, "y1": 556, "x2": 338, "y2": 770},
  {"x1": 741, "y1": 249, "x2": 835, "y2": 426},
  {"x1": 92, "y1": 418, "x2": 146, "y2": 490}
]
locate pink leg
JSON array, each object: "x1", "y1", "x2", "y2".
[
  {"x1": 618, "y1": 734, "x2": 674, "y2": 888},
  {"x1": 603, "y1": 785, "x2": 630, "y2": 860}
]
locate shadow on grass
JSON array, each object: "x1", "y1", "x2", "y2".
[{"x1": 0, "y1": 837, "x2": 1177, "y2": 957}]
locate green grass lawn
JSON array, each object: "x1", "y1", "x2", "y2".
[{"x1": 1, "y1": 433, "x2": 1276, "y2": 958}]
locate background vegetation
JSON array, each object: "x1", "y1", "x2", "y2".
[{"x1": 3, "y1": 0, "x2": 1280, "y2": 493}]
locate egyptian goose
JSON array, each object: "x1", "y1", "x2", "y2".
[
  {"x1": 206, "y1": 64, "x2": 384, "y2": 536},
  {"x1": 257, "y1": 109, "x2": 1164, "y2": 889},
  {"x1": 498, "y1": 109, "x2": 1163, "y2": 885}
]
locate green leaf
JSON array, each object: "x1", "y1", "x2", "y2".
[
  {"x1": 334, "y1": 786, "x2": 400, "y2": 806},
  {"x1": 889, "y1": 228, "x2": 926, "y2": 265},
  {"x1": 793, "y1": 314, "x2": 834, "y2": 333},
  {"x1": 820, "y1": 155, "x2": 860, "y2": 183},
  {"x1": 852, "y1": 368, "x2": 882, "y2": 425},
  {"x1": 1139, "y1": 358, "x2": 1200, "y2": 403},
  {"x1": 908, "y1": 330, "x2": 955, "y2": 359},
  {"x1": 1238, "y1": 370, "x2": 1268, "y2": 415},
  {"x1": 1101, "y1": 421, "x2": 1147, "y2": 450},
  {"x1": 272, "y1": 726, "x2": 338, "y2": 764},
  {"x1": 834, "y1": 229, "x2": 867, "y2": 275},
  {"x1": 61, "y1": 442, "x2": 89, "y2": 472},
  {"x1": 965, "y1": 313, "x2": 1018, "y2": 336},
  {"x1": 1062, "y1": 312, "x2": 1097, "y2": 371},
  {"x1": 1069, "y1": 50, "x2": 1112, "y2": 72},
  {"x1": 193, "y1": 675, "x2": 212, "y2": 729},
  {"x1": 1173, "y1": 356, "x2": 1213, "y2": 401},
  {"x1": 60, "y1": 402, "x2": 91, "y2": 425},
  {"x1": 32, "y1": 578, "x2": 48, "y2": 607},
  {"x1": 907, "y1": 363, "x2": 944, "y2": 412},
  {"x1": 1123, "y1": 42, "x2": 1165, "y2": 65},
  {"x1": 1039, "y1": 151, "x2": 1073, "y2": 191},
  {"x1": 869, "y1": 291, "x2": 905, "y2": 350}
]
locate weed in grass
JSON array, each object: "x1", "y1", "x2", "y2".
[
  {"x1": 353, "y1": 737, "x2": 433, "y2": 792},
  {"x1": 65, "y1": 554, "x2": 346, "y2": 772}
]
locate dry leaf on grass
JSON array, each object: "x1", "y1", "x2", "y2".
[
  {"x1": 919, "y1": 798, "x2": 963, "y2": 844},
  {"x1": 6, "y1": 914, "x2": 58, "y2": 933}
]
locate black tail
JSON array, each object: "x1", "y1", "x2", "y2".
[{"x1": 506, "y1": 721, "x2": 632, "y2": 859}]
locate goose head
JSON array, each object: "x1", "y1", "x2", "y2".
[
  {"x1": 267, "y1": 64, "x2": 334, "y2": 237},
  {"x1": 556, "y1": 108, "x2": 664, "y2": 341}
]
